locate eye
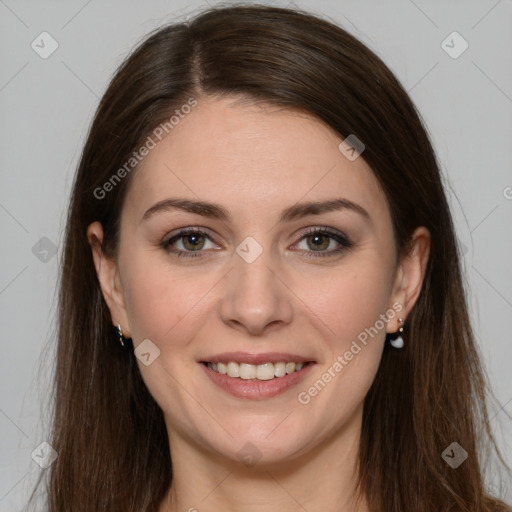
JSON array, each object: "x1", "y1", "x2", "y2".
[
  {"x1": 293, "y1": 227, "x2": 352, "y2": 258},
  {"x1": 162, "y1": 228, "x2": 218, "y2": 257},
  {"x1": 162, "y1": 226, "x2": 352, "y2": 259}
]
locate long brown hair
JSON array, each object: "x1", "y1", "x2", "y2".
[{"x1": 27, "y1": 4, "x2": 510, "y2": 511}]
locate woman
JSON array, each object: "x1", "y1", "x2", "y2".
[{"x1": 28, "y1": 4, "x2": 510, "y2": 511}]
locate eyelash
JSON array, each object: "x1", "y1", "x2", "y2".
[{"x1": 162, "y1": 226, "x2": 352, "y2": 259}]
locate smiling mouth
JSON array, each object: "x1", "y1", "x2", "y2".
[{"x1": 202, "y1": 361, "x2": 312, "y2": 381}]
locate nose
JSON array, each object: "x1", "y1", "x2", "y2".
[{"x1": 219, "y1": 246, "x2": 294, "y2": 336}]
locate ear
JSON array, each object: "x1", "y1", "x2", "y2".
[
  {"x1": 87, "y1": 221, "x2": 132, "y2": 337},
  {"x1": 387, "y1": 226, "x2": 430, "y2": 333}
]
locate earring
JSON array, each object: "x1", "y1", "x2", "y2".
[
  {"x1": 116, "y1": 323, "x2": 130, "y2": 347},
  {"x1": 389, "y1": 317, "x2": 404, "y2": 349}
]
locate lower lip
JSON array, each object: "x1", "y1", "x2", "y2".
[{"x1": 200, "y1": 362, "x2": 315, "y2": 400}]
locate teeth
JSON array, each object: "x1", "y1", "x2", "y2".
[
  {"x1": 239, "y1": 363, "x2": 256, "y2": 380},
  {"x1": 227, "y1": 361, "x2": 240, "y2": 378},
  {"x1": 206, "y1": 361, "x2": 307, "y2": 380},
  {"x1": 274, "y1": 362, "x2": 287, "y2": 377},
  {"x1": 256, "y1": 363, "x2": 275, "y2": 380}
]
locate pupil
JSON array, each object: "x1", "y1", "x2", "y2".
[{"x1": 188, "y1": 235, "x2": 200, "y2": 245}]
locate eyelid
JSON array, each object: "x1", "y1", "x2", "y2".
[
  {"x1": 293, "y1": 225, "x2": 350, "y2": 243},
  {"x1": 163, "y1": 226, "x2": 214, "y2": 243}
]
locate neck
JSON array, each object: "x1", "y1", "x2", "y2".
[{"x1": 159, "y1": 407, "x2": 368, "y2": 512}]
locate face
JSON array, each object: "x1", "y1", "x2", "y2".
[{"x1": 89, "y1": 95, "x2": 427, "y2": 467}]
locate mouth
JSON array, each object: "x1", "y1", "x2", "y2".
[
  {"x1": 202, "y1": 360, "x2": 311, "y2": 380},
  {"x1": 199, "y1": 353, "x2": 316, "y2": 400}
]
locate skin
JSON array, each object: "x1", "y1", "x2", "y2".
[{"x1": 88, "y1": 96, "x2": 430, "y2": 511}]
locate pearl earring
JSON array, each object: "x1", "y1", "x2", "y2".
[{"x1": 389, "y1": 317, "x2": 405, "y2": 349}]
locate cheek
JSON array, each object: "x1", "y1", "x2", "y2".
[
  {"x1": 296, "y1": 264, "x2": 391, "y2": 416},
  {"x1": 122, "y1": 244, "x2": 394, "y2": 351},
  {"x1": 309, "y1": 258, "x2": 394, "y2": 350},
  {"x1": 121, "y1": 254, "x2": 214, "y2": 346}
]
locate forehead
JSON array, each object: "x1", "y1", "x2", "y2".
[{"x1": 123, "y1": 96, "x2": 389, "y2": 226}]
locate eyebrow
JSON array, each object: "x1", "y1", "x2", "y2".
[{"x1": 141, "y1": 197, "x2": 371, "y2": 224}]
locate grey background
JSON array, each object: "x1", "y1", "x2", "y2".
[{"x1": 1, "y1": 0, "x2": 511, "y2": 509}]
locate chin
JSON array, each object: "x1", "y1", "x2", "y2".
[{"x1": 206, "y1": 426, "x2": 313, "y2": 467}]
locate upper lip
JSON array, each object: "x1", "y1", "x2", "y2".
[{"x1": 200, "y1": 352, "x2": 315, "y2": 365}]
